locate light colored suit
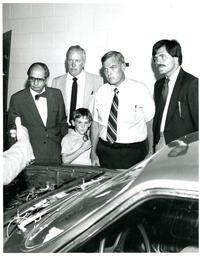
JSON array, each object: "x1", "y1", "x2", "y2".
[{"x1": 51, "y1": 71, "x2": 103, "y2": 117}]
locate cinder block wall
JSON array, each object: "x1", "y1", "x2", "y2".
[{"x1": 3, "y1": 2, "x2": 200, "y2": 109}]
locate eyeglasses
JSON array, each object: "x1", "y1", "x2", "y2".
[{"x1": 29, "y1": 76, "x2": 46, "y2": 83}]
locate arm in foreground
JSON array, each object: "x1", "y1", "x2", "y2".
[
  {"x1": 3, "y1": 117, "x2": 35, "y2": 185},
  {"x1": 90, "y1": 121, "x2": 100, "y2": 166}
]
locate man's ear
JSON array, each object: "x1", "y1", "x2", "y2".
[
  {"x1": 71, "y1": 120, "x2": 75, "y2": 127},
  {"x1": 45, "y1": 77, "x2": 49, "y2": 85},
  {"x1": 121, "y1": 63, "x2": 126, "y2": 71}
]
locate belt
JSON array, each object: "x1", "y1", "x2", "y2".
[{"x1": 99, "y1": 138, "x2": 146, "y2": 149}]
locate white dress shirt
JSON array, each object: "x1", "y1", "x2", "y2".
[
  {"x1": 92, "y1": 78, "x2": 155, "y2": 143},
  {"x1": 30, "y1": 88, "x2": 48, "y2": 126},
  {"x1": 160, "y1": 66, "x2": 180, "y2": 132},
  {"x1": 66, "y1": 70, "x2": 85, "y2": 121}
]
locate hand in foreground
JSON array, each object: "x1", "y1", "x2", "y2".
[{"x1": 15, "y1": 117, "x2": 35, "y2": 165}]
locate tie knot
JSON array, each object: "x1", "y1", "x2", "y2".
[
  {"x1": 165, "y1": 77, "x2": 170, "y2": 84},
  {"x1": 114, "y1": 88, "x2": 119, "y2": 94},
  {"x1": 73, "y1": 77, "x2": 78, "y2": 82}
]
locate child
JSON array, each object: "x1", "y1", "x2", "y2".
[{"x1": 61, "y1": 108, "x2": 92, "y2": 165}]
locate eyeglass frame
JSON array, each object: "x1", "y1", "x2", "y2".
[{"x1": 28, "y1": 76, "x2": 46, "y2": 83}]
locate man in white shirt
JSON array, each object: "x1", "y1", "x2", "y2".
[
  {"x1": 7, "y1": 62, "x2": 68, "y2": 164},
  {"x1": 91, "y1": 51, "x2": 155, "y2": 169},
  {"x1": 152, "y1": 39, "x2": 198, "y2": 152},
  {"x1": 51, "y1": 45, "x2": 103, "y2": 125}
]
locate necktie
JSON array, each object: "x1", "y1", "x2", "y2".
[
  {"x1": 35, "y1": 91, "x2": 47, "y2": 100},
  {"x1": 106, "y1": 88, "x2": 119, "y2": 144},
  {"x1": 69, "y1": 77, "x2": 78, "y2": 123},
  {"x1": 154, "y1": 77, "x2": 170, "y2": 143},
  {"x1": 162, "y1": 77, "x2": 169, "y2": 103}
]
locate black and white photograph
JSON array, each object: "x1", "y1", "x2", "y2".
[{"x1": 2, "y1": 0, "x2": 200, "y2": 253}]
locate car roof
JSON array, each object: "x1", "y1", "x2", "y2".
[{"x1": 130, "y1": 132, "x2": 198, "y2": 190}]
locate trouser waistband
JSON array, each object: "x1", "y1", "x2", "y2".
[{"x1": 99, "y1": 138, "x2": 147, "y2": 149}]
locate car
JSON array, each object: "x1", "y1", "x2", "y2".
[{"x1": 3, "y1": 132, "x2": 198, "y2": 253}]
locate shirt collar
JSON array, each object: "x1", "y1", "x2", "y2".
[
  {"x1": 109, "y1": 77, "x2": 127, "y2": 92},
  {"x1": 30, "y1": 87, "x2": 46, "y2": 97},
  {"x1": 166, "y1": 66, "x2": 181, "y2": 84}
]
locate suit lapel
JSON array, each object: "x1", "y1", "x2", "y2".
[
  {"x1": 153, "y1": 78, "x2": 165, "y2": 130},
  {"x1": 156, "y1": 79, "x2": 165, "y2": 112},
  {"x1": 83, "y1": 72, "x2": 92, "y2": 107},
  {"x1": 24, "y1": 89, "x2": 45, "y2": 126},
  {"x1": 61, "y1": 74, "x2": 68, "y2": 100},
  {"x1": 59, "y1": 74, "x2": 68, "y2": 114},
  {"x1": 165, "y1": 68, "x2": 184, "y2": 127},
  {"x1": 46, "y1": 87, "x2": 54, "y2": 127}
]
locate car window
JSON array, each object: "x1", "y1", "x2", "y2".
[{"x1": 72, "y1": 197, "x2": 198, "y2": 253}]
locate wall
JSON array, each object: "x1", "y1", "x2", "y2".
[{"x1": 3, "y1": 0, "x2": 201, "y2": 109}]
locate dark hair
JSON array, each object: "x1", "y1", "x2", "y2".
[
  {"x1": 27, "y1": 62, "x2": 50, "y2": 78},
  {"x1": 101, "y1": 51, "x2": 125, "y2": 64},
  {"x1": 66, "y1": 45, "x2": 86, "y2": 61},
  {"x1": 152, "y1": 39, "x2": 182, "y2": 65},
  {"x1": 72, "y1": 108, "x2": 93, "y2": 122}
]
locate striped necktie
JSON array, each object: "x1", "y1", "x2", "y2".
[{"x1": 106, "y1": 88, "x2": 119, "y2": 144}]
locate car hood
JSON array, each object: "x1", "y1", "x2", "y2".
[{"x1": 4, "y1": 132, "x2": 198, "y2": 252}]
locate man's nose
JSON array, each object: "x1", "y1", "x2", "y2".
[
  {"x1": 34, "y1": 79, "x2": 38, "y2": 85},
  {"x1": 155, "y1": 56, "x2": 162, "y2": 65},
  {"x1": 71, "y1": 61, "x2": 77, "y2": 67}
]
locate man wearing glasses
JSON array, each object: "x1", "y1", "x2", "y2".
[{"x1": 7, "y1": 62, "x2": 68, "y2": 164}]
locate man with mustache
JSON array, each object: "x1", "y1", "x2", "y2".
[{"x1": 152, "y1": 39, "x2": 198, "y2": 152}]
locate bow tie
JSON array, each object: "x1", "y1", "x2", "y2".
[{"x1": 35, "y1": 91, "x2": 47, "y2": 100}]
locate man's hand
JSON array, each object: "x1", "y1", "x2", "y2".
[
  {"x1": 91, "y1": 151, "x2": 100, "y2": 166},
  {"x1": 80, "y1": 140, "x2": 92, "y2": 152},
  {"x1": 15, "y1": 117, "x2": 35, "y2": 165}
]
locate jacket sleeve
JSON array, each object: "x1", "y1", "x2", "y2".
[
  {"x1": 187, "y1": 77, "x2": 198, "y2": 130},
  {"x1": 57, "y1": 90, "x2": 69, "y2": 137},
  {"x1": 7, "y1": 95, "x2": 19, "y2": 130}
]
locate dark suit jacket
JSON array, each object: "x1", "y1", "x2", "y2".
[
  {"x1": 153, "y1": 68, "x2": 198, "y2": 147},
  {"x1": 7, "y1": 87, "x2": 68, "y2": 164}
]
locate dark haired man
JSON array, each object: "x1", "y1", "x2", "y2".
[
  {"x1": 7, "y1": 62, "x2": 68, "y2": 164},
  {"x1": 152, "y1": 39, "x2": 198, "y2": 152},
  {"x1": 52, "y1": 45, "x2": 103, "y2": 125},
  {"x1": 91, "y1": 51, "x2": 155, "y2": 169}
]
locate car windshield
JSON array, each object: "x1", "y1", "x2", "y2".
[
  {"x1": 72, "y1": 196, "x2": 198, "y2": 253},
  {"x1": 4, "y1": 164, "x2": 107, "y2": 212}
]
